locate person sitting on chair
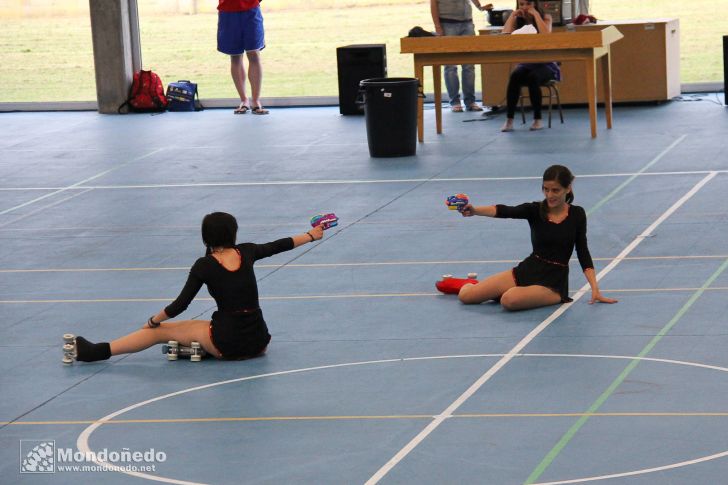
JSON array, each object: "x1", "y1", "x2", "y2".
[{"x1": 500, "y1": 0, "x2": 560, "y2": 132}]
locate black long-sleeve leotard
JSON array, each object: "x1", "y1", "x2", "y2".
[
  {"x1": 496, "y1": 202, "x2": 593, "y2": 300},
  {"x1": 164, "y1": 237, "x2": 294, "y2": 318},
  {"x1": 163, "y1": 237, "x2": 294, "y2": 358}
]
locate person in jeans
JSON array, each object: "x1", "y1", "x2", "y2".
[{"x1": 430, "y1": 0, "x2": 492, "y2": 112}]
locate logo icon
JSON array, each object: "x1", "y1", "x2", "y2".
[{"x1": 20, "y1": 440, "x2": 55, "y2": 473}]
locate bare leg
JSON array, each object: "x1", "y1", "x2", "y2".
[
  {"x1": 458, "y1": 269, "x2": 516, "y2": 304},
  {"x1": 500, "y1": 285, "x2": 562, "y2": 311},
  {"x1": 109, "y1": 320, "x2": 221, "y2": 358},
  {"x1": 230, "y1": 55, "x2": 249, "y2": 107},
  {"x1": 246, "y1": 50, "x2": 263, "y2": 108},
  {"x1": 501, "y1": 118, "x2": 514, "y2": 132}
]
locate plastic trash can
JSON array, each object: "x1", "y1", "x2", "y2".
[{"x1": 358, "y1": 77, "x2": 420, "y2": 157}]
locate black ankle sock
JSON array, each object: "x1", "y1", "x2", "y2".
[{"x1": 75, "y1": 336, "x2": 111, "y2": 362}]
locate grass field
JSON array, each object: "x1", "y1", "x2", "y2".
[{"x1": 0, "y1": 0, "x2": 724, "y2": 103}]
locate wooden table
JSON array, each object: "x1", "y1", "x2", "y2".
[{"x1": 400, "y1": 26, "x2": 624, "y2": 140}]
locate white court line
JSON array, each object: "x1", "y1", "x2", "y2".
[
  {"x1": 0, "y1": 148, "x2": 165, "y2": 216},
  {"x1": 74, "y1": 352, "x2": 728, "y2": 485},
  {"x1": 364, "y1": 171, "x2": 719, "y2": 485},
  {"x1": 1, "y1": 168, "x2": 727, "y2": 191},
  {"x1": 3, "y1": 287, "x2": 728, "y2": 305},
  {"x1": 0, "y1": 188, "x2": 93, "y2": 229},
  {"x1": 2, "y1": 255, "x2": 728, "y2": 274}
]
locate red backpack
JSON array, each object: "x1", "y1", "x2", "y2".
[{"x1": 119, "y1": 70, "x2": 168, "y2": 113}]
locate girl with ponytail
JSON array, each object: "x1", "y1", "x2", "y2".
[{"x1": 454, "y1": 165, "x2": 616, "y2": 310}]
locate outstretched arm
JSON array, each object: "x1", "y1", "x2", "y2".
[
  {"x1": 460, "y1": 204, "x2": 497, "y2": 217},
  {"x1": 292, "y1": 224, "x2": 324, "y2": 248},
  {"x1": 584, "y1": 268, "x2": 618, "y2": 304}
]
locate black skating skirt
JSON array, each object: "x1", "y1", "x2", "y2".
[
  {"x1": 210, "y1": 308, "x2": 271, "y2": 360},
  {"x1": 512, "y1": 253, "x2": 572, "y2": 302}
]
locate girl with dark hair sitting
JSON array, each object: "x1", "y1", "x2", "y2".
[
  {"x1": 452, "y1": 165, "x2": 617, "y2": 310},
  {"x1": 500, "y1": 0, "x2": 561, "y2": 132},
  {"x1": 69, "y1": 212, "x2": 324, "y2": 362}
]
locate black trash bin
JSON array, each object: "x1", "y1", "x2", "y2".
[{"x1": 358, "y1": 77, "x2": 420, "y2": 157}]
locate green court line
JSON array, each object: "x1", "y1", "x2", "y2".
[
  {"x1": 4, "y1": 412, "x2": 728, "y2": 426},
  {"x1": 524, "y1": 257, "x2": 728, "y2": 485},
  {"x1": 586, "y1": 135, "x2": 687, "y2": 216}
]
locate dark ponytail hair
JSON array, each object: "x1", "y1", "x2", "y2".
[
  {"x1": 201, "y1": 212, "x2": 238, "y2": 255},
  {"x1": 540, "y1": 165, "x2": 575, "y2": 220}
]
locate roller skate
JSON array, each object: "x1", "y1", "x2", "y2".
[
  {"x1": 162, "y1": 341, "x2": 207, "y2": 362},
  {"x1": 435, "y1": 273, "x2": 478, "y2": 294},
  {"x1": 62, "y1": 334, "x2": 76, "y2": 365}
]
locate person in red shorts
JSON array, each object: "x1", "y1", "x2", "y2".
[{"x1": 218, "y1": 0, "x2": 269, "y2": 114}]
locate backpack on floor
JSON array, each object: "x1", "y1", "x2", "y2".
[
  {"x1": 166, "y1": 80, "x2": 203, "y2": 112},
  {"x1": 118, "y1": 70, "x2": 168, "y2": 113}
]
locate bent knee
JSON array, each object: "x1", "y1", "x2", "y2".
[
  {"x1": 457, "y1": 284, "x2": 478, "y2": 304},
  {"x1": 499, "y1": 290, "x2": 520, "y2": 311}
]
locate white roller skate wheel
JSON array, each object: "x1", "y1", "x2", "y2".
[
  {"x1": 63, "y1": 333, "x2": 75, "y2": 343},
  {"x1": 191, "y1": 354, "x2": 202, "y2": 362},
  {"x1": 467, "y1": 273, "x2": 478, "y2": 279},
  {"x1": 191, "y1": 342, "x2": 200, "y2": 349},
  {"x1": 62, "y1": 354, "x2": 73, "y2": 365},
  {"x1": 167, "y1": 340, "x2": 179, "y2": 360}
]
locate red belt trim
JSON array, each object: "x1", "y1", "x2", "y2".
[
  {"x1": 208, "y1": 323, "x2": 224, "y2": 359},
  {"x1": 533, "y1": 253, "x2": 568, "y2": 267}
]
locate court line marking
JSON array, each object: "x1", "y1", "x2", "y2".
[
  {"x1": 525, "y1": 256, "x2": 728, "y2": 484},
  {"x1": 2, "y1": 254, "x2": 728, "y2": 273},
  {"x1": 0, "y1": 148, "x2": 165, "y2": 217},
  {"x1": 3, "y1": 287, "x2": 728, "y2": 304},
  {"x1": 5, "y1": 411, "x2": 728, "y2": 427},
  {"x1": 74, "y1": 352, "x2": 728, "y2": 485},
  {"x1": 1, "y1": 167, "x2": 726, "y2": 191},
  {"x1": 364, "y1": 171, "x2": 719, "y2": 484},
  {"x1": 586, "y1": 135, "x2": 687, "y2": 215},
  {"x1": 0, "y1": 188, "x2": 93, "y2": 229}
]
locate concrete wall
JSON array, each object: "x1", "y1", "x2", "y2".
[{"x1": 89, "y1": 0, "x2": 140, "y2": 113}]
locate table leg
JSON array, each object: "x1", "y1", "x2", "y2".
[
  {"x1": 416, "y1": 62, "x2": 424, "y2": 142},
  {"x1": 601, "y1": 49, "x2": 613, "y2": 130},
  {"x1": 481, "y1": 64, "x2": 487, "y2": 108},
  {"x1": 433, "y1": 65, "x2": 442, "y2": 134},
  {"x1": 585, "y1": 57, "x2": 597, "y2": 138}
]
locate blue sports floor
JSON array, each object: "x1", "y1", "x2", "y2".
[{"x1": 1, "y1": 96, "x2": 728, "y2": 484}]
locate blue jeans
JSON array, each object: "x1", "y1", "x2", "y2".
[{"x1": 441, "y1": 21, "x2": 476, "y2": 106}]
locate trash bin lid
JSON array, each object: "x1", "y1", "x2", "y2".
[{"x1": 359, "y1": 77, "x2": 419, "y2": 87}]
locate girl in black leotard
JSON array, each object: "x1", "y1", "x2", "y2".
[
  {"x1": 71, "y1": 212, "x2": 324, "y2": 362},
  {"x1": 457, "y1": 165, "x2": 617, "y2": 310}
]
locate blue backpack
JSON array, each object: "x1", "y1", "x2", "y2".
[{"x1": 166, "y1": 80, "x2": 202, "y2": 111}]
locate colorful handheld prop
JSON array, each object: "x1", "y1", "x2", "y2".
[
  {"x1": 310, "y1": 213, "x2": 339, "y2": 230},
  {"x1": 446, "y1": 193, "x2": 469, "y2": 212}
]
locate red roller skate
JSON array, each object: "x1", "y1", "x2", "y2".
[{"x1": 435, "y1": 273, "x2": 478, "y2": 294}]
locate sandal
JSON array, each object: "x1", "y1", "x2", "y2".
[
  {"x1": 233, "y1": 103, "x2": 250, "y2": 114},
  {"x1": 251, "y1": 106, "x2": 269, "y2": 115},
  {"x1": 466, "y1": 103, "x2": 483, "y2": 112},
  {"x1": 451, "y1": 105, "x2": 464, "y2": 113}
]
